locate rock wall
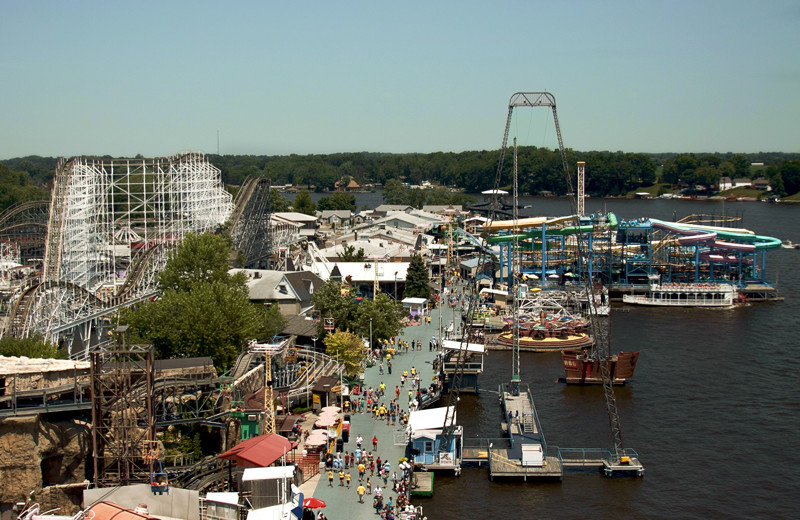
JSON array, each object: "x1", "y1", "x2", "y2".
[{"x1": 0, "y1": 416, "x2": 90, "y2": 514}]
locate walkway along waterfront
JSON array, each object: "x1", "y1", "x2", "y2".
[{"x1": 298, "y1": 300, "x2": 459, "y2": 519}]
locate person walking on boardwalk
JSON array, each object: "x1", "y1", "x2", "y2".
[
  {"x1": 328, "y1": 470, "x2": 334, "y2": 487},
  {"x1": 358, "y1": 462, "x2": 365, "y2": 481},
  {"x1": 357, "y1": 483, "x2": 366, "y2": 503},
  {"x1": 366, "y1": 477, "x2": 372, "y2": 494},
  {"x1": 373, "y1": 435, "x2": 378, "y2": 450},
  {"x1": 387, "y1": 360, "x2": 392, "y2": 374},
  {"x1": 346, "y1": 472, "x2": 351, "y2": 488},
  {"x1": 339, "y1": 469, "x2": 345, "y2": 486}
]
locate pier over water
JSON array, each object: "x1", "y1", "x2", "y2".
[{"x1": 489, "y1": 381, "x2": 563, "y2": 480}]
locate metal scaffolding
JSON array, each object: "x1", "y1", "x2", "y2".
[
  {"x1": 90, "y1": 334, "x2": 155, "y2": 488},
  {"x1": 4, "y1": 153, "x2": 233, "y2": 352}
]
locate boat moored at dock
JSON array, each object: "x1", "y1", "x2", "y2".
[{"x1": 622, "y1": 281, "x2": 739, "y2": 307}]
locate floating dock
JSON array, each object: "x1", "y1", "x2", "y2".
[
  {"x1": 483, "y1": 380, "x2": 644, "y2": 479},
  {"x1": 488, "y1": 381, "x2": 563, "y2": 480},
  {"x1": 410, "y1": 471, "x2": 434, "y2": 497}
]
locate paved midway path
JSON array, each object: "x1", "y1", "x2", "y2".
[{"x1": 299, "y1": 300, "x2": 462, "y2": 520}]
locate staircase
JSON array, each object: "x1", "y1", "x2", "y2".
[{"x1": 522, "y1": 412, "x2": 535, "y2": 433}]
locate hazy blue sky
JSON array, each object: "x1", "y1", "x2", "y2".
[{"x1": 2, "y1": 1, "x2": 798, "y2": 159}]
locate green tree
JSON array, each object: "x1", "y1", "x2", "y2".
[
  {"x1": 293, "y1": 189, "x2": 316, "y2": 215},
  {"x1": 270, "y1": 189, "x2": 291, "y2": 212},
  {"x1": 311, "y1": 280, "x2": 358, "y2": 338},
  {"x1": 126, "y1": 280, "x2": 261, "y2": 371},
  {"x1": 337, "y1": 244, "x2": 366, "y2": 261},
  {"x1": 449, "y1": 192, "x2": 476, "y2": 207},
  {"x1": 778, "y1": 160, "x2": 800, "y2": 195},
  {"x1": 403, "y1": 254, "x2": 431, "y2": 299},
  {"x1": 0, "y1": 164, "x2": 49, "y2": 212},
  {"x1": 382, "y1": 179, "x2": 407, "y2": 205},
  {"x1": 256, "y1": 302, "x2": 287, "y2": 341},
  {"x1": 125, "y1": 232, "x2": 273, "y2": 372},
  {"x1": 0, "y1": 334, "x2": 66, "y2": 359},
  {"x1": 323, "y1": 330, "x2": 367, "y2": 376},
  {"x1": 157, "y1": 233, "x2": 236, "y2": 293},
  {"x1": 352, "y1": 293, "x2": 405, "y2": 346},
  {"x1": 311, "y1": 280, "x2": 403, "y2": 345},
  {"x1": 425, "y1": 187, "x2": 452, "y2": 205},
  {"x1": 321, "y1": 191, "x2": 356, "y2": 210},
  {"x1": 729, "y1": 154, "x2": 751, "y2": 178}
]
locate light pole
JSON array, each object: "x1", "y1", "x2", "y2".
[
  {"x1": 335, "y1": 353, "x2": 343, "y2": 406},
  {"x1": 369, "y1": 318, "x2": 373, "y2": 351},
  {"x1": 394, "y1": 271, "x2": 398, "y2": 300}
]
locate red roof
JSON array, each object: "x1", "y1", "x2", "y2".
[{"x1": 218, "y1": 433, "x2": 295, "y2": 467}]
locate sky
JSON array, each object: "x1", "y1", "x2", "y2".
[{"x1": 1, "y1": 1, "x2": 799, "y2": 160}]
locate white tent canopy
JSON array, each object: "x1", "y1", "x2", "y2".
[
  {"x1": 440, "y1": 340, "x2": 485, "y2": 354},
  {"x1": 242, "y1": 466, "x2": 296, "y2": 481},
  {"x1": 407, "y1": 405, "x2": 456, "y2": 437}
]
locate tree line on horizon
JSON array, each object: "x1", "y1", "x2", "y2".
[{"x1": 3, "y1": 149, "x2": 800, "y2": 212}]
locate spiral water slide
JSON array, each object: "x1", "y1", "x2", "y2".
[{"x1": 648, "y1": 219, "x2": 781, "y2": 251}]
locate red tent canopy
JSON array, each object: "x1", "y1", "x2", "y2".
[{"x1": 218, "y1": 433, "x2": 295, "y2": 468}]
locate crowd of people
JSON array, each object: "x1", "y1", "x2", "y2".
[
  {"x1": 314, "y1": 342, "x2": 441, "y2": 520},
  {"x1": 323, "y1": 443, "x2": 417, "y2": 518}
]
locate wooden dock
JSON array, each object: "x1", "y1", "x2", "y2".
[
  {"x1": 488, "y1": 448, "x2": 563, "y2": 480},
  {"x1": 410, "y1": 471, "x2": 433, "y2": 497},
  {"x1": 472, "y1": 381, "x2": 645, "y2": 480}
]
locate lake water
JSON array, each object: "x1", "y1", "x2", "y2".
[{"x1": 296, "y1": 191, "x2": 800, "y2": 518}]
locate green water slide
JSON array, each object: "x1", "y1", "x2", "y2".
[
  {"x1": 486, "y1": 213, "x2": 618, "y2": 244},
  {"x1": 710, "y1": 229, "x2": 782, "y2": 250}
]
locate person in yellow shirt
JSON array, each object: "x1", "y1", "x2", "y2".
[
  {"x1": 357, "y1": 483, "x2": 366, "y2": 502},
  {"x1": 346, "y1": 472, "x2": 352, "y2": 488},
  {"x1": 328, "y1": 470, "x2": 334, "y2": 487},
  {"x1": 358, "y1": 462, "x2": 366, "y2": 481},
  {"x1": 339, "y1": 470, "x2": 345, "y2": 486}
]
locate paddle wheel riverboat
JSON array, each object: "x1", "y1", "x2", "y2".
[{"x1": 622, "y1": 282, "x2": 740, "y2": 307}]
